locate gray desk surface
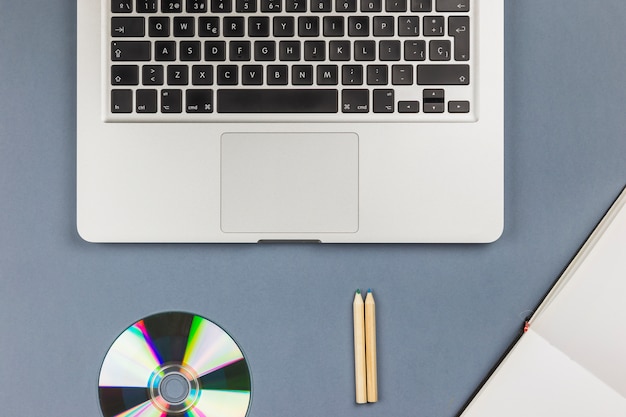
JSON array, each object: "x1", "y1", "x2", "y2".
[{"x1": 1, "y1": 1, "x2": 626, "y2": 416}]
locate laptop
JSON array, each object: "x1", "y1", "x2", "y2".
[{"x1": 77, "y1": 0, "x2": 503, "y2": 243}]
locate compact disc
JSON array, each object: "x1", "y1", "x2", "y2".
[{"x1": 98, "y1": 312, "x2": 251, "y2": 417}]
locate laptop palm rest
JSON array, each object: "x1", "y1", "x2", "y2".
[{"x1": 221, "y1": 132, "x2": 359, "y2": 234}]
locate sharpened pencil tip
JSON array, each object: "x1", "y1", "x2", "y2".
[
  {"x1": 356, "y1": 289, "x2": 361, "y2": 294},
  {"x1": 367, "y1": 288, "x2": 372, "y2": 293}
]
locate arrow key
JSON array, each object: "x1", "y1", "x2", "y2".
[{"x1": 448, "y1": 100, "x2": 470, "y2": 113}]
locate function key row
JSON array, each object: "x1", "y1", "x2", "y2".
[{"x1": 114, "y1": 0, "x2": 467, "y2": 13}]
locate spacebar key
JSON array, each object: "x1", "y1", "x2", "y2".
[{"x1": 217, "y1": 89, "x2": 338, "y2": 113}]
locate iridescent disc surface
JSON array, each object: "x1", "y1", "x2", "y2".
[{"x1": 98, "y1": 312, "x2": 251, "y2": 417}]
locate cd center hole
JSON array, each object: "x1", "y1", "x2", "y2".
[{"x1": 160, "y1": 373, "x2": 191, "y2": 404}]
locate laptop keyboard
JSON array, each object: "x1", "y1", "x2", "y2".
[{"x1": 107, "y1": 0, "x2": 474, "y2": 120}]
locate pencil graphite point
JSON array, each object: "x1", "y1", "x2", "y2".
[
  {"x1": 356, "y1": 289, "x2": 361, "y2": 294},
  {"x1": 368, "y1": 288, "x2": 372, "y2": 293}
]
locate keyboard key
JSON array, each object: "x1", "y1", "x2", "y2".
[
  {"x1": 342, "y1": 65, "x2": 363, "y2": 85},
  {"x1": 223, "y1": 17, "x2": 245, "y2": 36},
  {"x1": 162, "y1": 0, "x2": 183, "y2": 12},
  {"x1": 348, "y1": 16, "x2": 369, "y2": 36},
  {"x1": 187, "y1": 0, "x2": 208, "y2": 12},
  {"x1": 279, "y1": 41, "x2": 301, "y2": 60},
  {"x1": 267, "y1": 65, "x2": 289, "y2": 85},
  {"x1": 304, "y1": 41, "x2": 325, "y2": 60},
  {"x1": 161, "y1": 89, "x2": 183, "y2": 113},
  {"x1": 136, "y1": 89, "x2": 158, "y2": 113},
  {"x1": 286, "y1": 0, "x2": 307, "y2": 12},
  {"x1": 398, "y1": 100, "x2": 419, "y2": 112},
  {"x1": 429, "y1": 40, "x2": 451, "y2": 61},
  {"x1": 211, "y1": 0, "x2": 232, "y2": 12},
  {"x1": 449, "y1": 16, "x2": 470, "y2": 61},
  {"x1": 174, "y1": 17, "x2": 195, "y2": 36},
  {"x1": 410, "y1": 0, "x2": 430, "y2": 11},
  {"x1": 336, "y1": 0, "x2": 357, "y2": 12},
  {"x1": 155, "y1": 41, "x2": 176, "y2": 61},
  {"x1": 312, "y1": 0, "x2": 332, "y2": 12},
  {"x1": 142, "y1": 65, "x2": 164, "y2": 85},
  {"x1": 423, "y1": 88, "x2": 444, "y2": 101},
  {"x1": 323, "y1": 16, "x2": 344, "y2": 36},
  {"x1": 329, "y1": 40, "x2": 351, "y2": 61},
  {"x1": 149, "y1": 17, "x2": 170, "y2": 37},
  {"x1": 261, "y1": 0, "x2": 282, "y2": 12},
  {"x1": 342, "y1": 89, "x2": 369, "y2": 113},
  {"x1": 217, "y1": 65, "x2": 239, "y2": 85},
  {"x1": 111, "y1": 65, "x2": 140, "y2": 85},
  {"x1": 417, "y1": 64, "x2": 469, "y2": 85},
  {"x1": 205, "y1": 41, "x2": 226, "y2": 61},
  {"x1": 111, "y1": 90, "x2": 133, "y2": 113},
  {"x1": 242, "y1": 65, "x2": 264, "y2": 84},
  {"x1": 423, "y1": 88, "x2": 444, "y2": 112},
  {"x1": 437, "y1": 0, "x2": 469, "y2": 12},
  {"x1": 404, "y1": 40, "x2": 426, "y2": 60},
  {"x1": 111, "y1": 41, "x2": 151, "y2": 61},
  {"x1": 391, "y1": 64, "x2": 412, "y2": 84},
  {"x1": 274, "y1": 17, "x2": 295, "y2": 36},
  {"x1": 249, "y1": 17, "x2": 270, "y2": 36},
  {"x1": 111, "y1": 17, "x2": 145, "y2": 37},
  {"x1": 230, "y1": 41, "x2": 251, "y2": 60},
  {"x1": 354, "y1": 41, "x2": 376, "y2": 61},
  {"x1": 360, "y1": 0, "x2": 381, "y2": 12},
  {"x1": 448, "y1": 100, "x2": 470, "y2": 113},
  {"x1": 398, "y1": 16, "x2": 419, "y2": 36},
  {"x1": 167, "y1": 65, "x2": 189, "y2": 85},
  {"x1": 424, "y1": 16, "x2": 444, "y2": 36},
  {"x1": 137, "y1": 1, "x2": 158, "y2": 12},
  {"x1": 367, "y1": 65, "x2": 387, "y2": 85},
  {"x1": 380, "y1": 40, "x2": 401, "y2": 61},
  {"x1": 292, "y1": 65, "x2": 314, "y2": 85},
  {"x1": 385, "y1": 0, "x2": 406, "y2": 11},
  {"x1": 217, "y1": 89, "x2": 338, "y2": 113},
  {"x1": 192, "y1": 65, "x2": 214, "y2": 84},
  {"x1": 186, "y1": 89, "x2": 214, "y2": 113},
  {"x1": 373, "y1": 16, "x2": 394, "y2": 36},
  {"x1": 236, "y1": 0, "x2": 257, "y2": 11},
  {"x1": 424, "y1": 102, "x2": 444, "y2": 113},
  {"x1": 254, "y1": 41, "x2": 276, "y2": 60},
  {"x1": 317, "y1": 65, "x2": 339, "y2": 85},
  {"x1": 299, "y1": 16, "x2": 320, "y2": 36},
  {"x1": 180, "y1": 41, "x2": 201, "y2": 61},
  {"x1": 112, "y1": 1, "x2": 133, "y2": 13},
  {"x1": 198, "y1": 17, "x2": 220, "y2": 36},
  {"x1": 373, "y1": 89, "x2": 394, "y2": 113}
]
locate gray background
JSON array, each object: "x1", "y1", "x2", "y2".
[{"x1": 1, "y1": 0, "x2": 626, "y2": 416}]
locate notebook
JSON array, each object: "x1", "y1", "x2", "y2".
[
  {"x1": 459, "y1": 186, "x2": 626, "y2": 416},
  {"x1": 76, "y1": 0, "x2": 503, "y2": 242}
]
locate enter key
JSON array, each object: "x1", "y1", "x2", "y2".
[{"x1": 449, "y1": 16, "x2": 470, "y2": 61}]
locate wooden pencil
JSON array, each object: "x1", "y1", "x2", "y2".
[
  {"x1": 365, "y1": 289, "x2": 378, "y2": 403},
  {"x1": 353, "y1": 289, "x2": 367, "y2": 404}
]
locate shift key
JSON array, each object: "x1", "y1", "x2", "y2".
[{"x1": 417, "y1": 65, "x2": 469, "y2": 85}]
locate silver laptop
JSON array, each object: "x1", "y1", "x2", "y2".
[{"x1": 77, "y1": 0, "x2": 503, "y2": 243}]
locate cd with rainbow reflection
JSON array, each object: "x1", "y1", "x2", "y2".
[{"x1": 98, "y1": 312, "x2": 251, "y2": 417}]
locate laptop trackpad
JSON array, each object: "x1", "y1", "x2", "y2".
[{"x1": 221, "y1": 132, "x2": 359, "y2": 233}]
